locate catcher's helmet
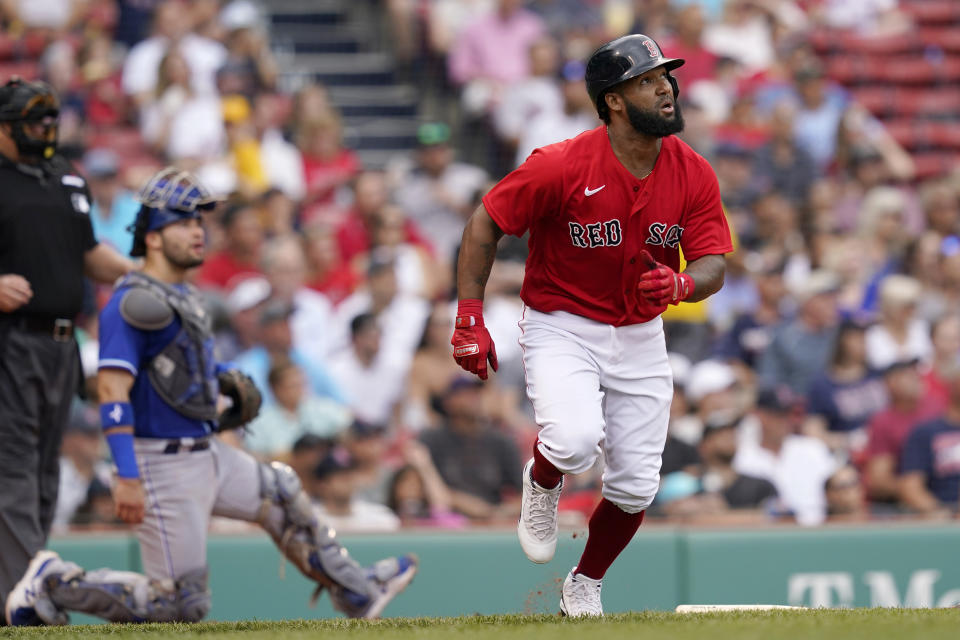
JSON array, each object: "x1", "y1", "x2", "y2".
[
  {"x1": 0, "y1": 77, "x2": 60, "y2": 159},
  {"x1": 586, "y1": 34, "x2": 685, "y2": 120},
  {"x1": 128, "y1": 167, "x2": 219, "y2": 257}
]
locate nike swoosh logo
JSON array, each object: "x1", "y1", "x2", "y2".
[{"x1": 584, "y1": 185, "x2": 605, "y2": 196}]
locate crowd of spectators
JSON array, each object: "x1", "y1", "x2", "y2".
[{"x1": 9, "y1": 0, "x2": 958, "y2": 531}]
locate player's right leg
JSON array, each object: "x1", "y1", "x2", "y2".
[
  {"x1": 208, "y1": 439, "x2": 417, "y2": 618},
  {"x1": 517, "y1": 307, "x2": 606, "y2": 564},
  {"x1": 4, "y1": 549, "x2": 189, "y2": 625},
  {"x1": 6, "y1": 441, "x2": 220, "y2": 626},
  {"x1": 134, "y1": 440, "x2": 218, "y2": 622}
]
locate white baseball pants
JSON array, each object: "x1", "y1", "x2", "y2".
[{"x1": 518, "y1": 306, "x2": 672, "y2": 513}]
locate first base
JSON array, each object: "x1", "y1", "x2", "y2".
[{"x1": 676, "y1": 605, "x2": 807, "y2": 613}]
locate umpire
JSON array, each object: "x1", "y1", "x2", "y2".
[{"x1": 0, "y1": 77, "x2": 133, "y2": 609}]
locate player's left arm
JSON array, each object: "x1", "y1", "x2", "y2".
[
  {"x1": 678, "y1": 253, "x2": 725, "y2": 303},
  {"x1": 637, "y1": 251, "x2": 725, "y2": 306},
  {"x1": 638, "y1": 157, "x2": 732, "y2": 305},
  {"x1": 84, "y1": 242, "x2": 135, "y2": 284}
]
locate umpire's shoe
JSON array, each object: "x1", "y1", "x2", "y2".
[
  {"x1": 518, "y1": 458, "x2": 562, "y2": 563},
  {"x1": 330, "y1": 554, "x2": 418, "y2": 619},
  {"x1": 5, "y1": 550, "x2": 70, "y2": 626}
]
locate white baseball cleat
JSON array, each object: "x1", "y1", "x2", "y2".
[
  {"x1": 4, "y1": 550, "x2": 70, "y2": 626},
  {"x1": 559, "y1": 569, "x2": 604, "y2": 618},
  {"x1": 517, "y1": 458, "x2": 562, "y2": 564}
]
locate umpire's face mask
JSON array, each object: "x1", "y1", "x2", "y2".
[{"x1": 13, "y1": 93, "x2": 59, "y2": 160}]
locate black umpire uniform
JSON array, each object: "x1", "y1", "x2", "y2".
[{"x1": 0, "y1": 78, "x2": 124, "y2": 607}]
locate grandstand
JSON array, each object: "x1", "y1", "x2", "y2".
[{"x1": 811, "y1": 0, "x2": 960, "y2": 179}]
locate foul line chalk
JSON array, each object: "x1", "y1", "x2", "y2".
[{"x1": 676, "y1": 605, "x2": 807, "y2": 613}]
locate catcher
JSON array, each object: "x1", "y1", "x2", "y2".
[{"x1": 4, "y1": 168, "x2": 417, "y2": 626}]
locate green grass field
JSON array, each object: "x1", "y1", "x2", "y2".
[{"x1": 1, "y1": 610, "x2": 958, "y2": 640}]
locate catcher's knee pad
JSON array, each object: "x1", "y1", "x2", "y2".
[
  {"x1": 174, "y1": 567, "x2": 211, "y2": 622},
  {"x1": 47, "y1": 567, "x2": 179, "y2": 623},
  {"x1": 257, "y1": 461, "x2": 372, "y2": 600},
  {"x1": 257, "y1": 461, "x2": 315, "y2": 528}
]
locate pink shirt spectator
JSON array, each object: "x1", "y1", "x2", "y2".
[
  {"x1": 864, "y1": 404, "x2": 943, "y2": 461},
  {"x1": 656, "y1": 36, "x2": 718, "y2": 86},
  {"x1": 447, "y1": 8, "x2": 545, "y2": 87}
]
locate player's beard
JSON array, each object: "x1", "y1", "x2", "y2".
[
  {"x1": 625, "y1": 100, "x2": 684, "y2": 138},
  {"x1": 161, "y1": 241, "x2": 205, "y2": 270}
]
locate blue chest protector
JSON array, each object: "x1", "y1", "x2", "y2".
[{"x1": 116, "y1": 271, "x2": 218, "y2": 421}]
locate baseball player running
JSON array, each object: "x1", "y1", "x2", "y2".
[
  {"x1": 452, "y1": 35, "x2": 732, "y2": 616},
  {"x1": 5, "y1": 168, "x2": 417, "y2": 626}
]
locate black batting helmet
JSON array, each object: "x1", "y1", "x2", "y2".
[
  {"x1": 586, "y1": 34, "x2": 685, "y2": 121},
  {"x1": 0, "y1": 77, "x2": 60, "y2": 159}
]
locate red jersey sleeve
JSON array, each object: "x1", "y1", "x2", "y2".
[
  {"x1": 679, "y1": 159, "x2": 733, "y2": 261},
  {"x1": 482, "y1": 148, "x2": 564, "y2": 237}
]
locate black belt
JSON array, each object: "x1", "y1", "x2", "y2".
[
  {"x1": 9, "y1": 315, "x2": 74, "y2": 342},
  {"x1": 162, "y1": 438, "x2": 211, "y2": 454}
]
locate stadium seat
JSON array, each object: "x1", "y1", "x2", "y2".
[
  {"x1": 911, "y1": 152, "x2": 960, "y2": 179},
  {"x1": 817, "y1": 31, "x2": 914, "y2": 55},
  {"x1": 895, "y1": 87, "x2": 960, "y2": 117},
  {"x1": 884, "y1": 120, "x2": 916, "y2": 148},
  {"x1": 0, "y1": 60, "x2": 40, "y2": 81},
  {"x1": 904, "y1": 0, "x2": 960, "y2": 25},
  {"x1": 880, "y1": 59, "x2": 940, "y2": 84},
  {"x1": 0, "y1": 34, "x2": 16, "y2": 61},
  {"x1": 21, "y1": 31, "x2": 49, "y2": 60},
  {"x1": 917, "y1": 27, "x2": 960, "y2": 52},
  {"x1": 856, "y1": 87, "x2": 960, "y2": 118},
  {"x1": 85, "y1": 127, "x2": 145, "y2": 157},
  {"x1": 829, "y1": 56, "x2": 960, "y2": 84},
  {"x1": 851, "y1": 88, "x2": 891, "y2": 116},
  {"x1": 885, "y1": 120, "x2": 960, "y2": 150}
]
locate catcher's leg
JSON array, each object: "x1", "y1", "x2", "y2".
[
  {"x1": 134, "y1": 444, "x2": 216, "y2": 581},
  {"x1": 209, "y1": 439, "x2": 417, "y2": 618},
  {"x1": 6, "y1": 550, "x2": 209, "y2": 624}
]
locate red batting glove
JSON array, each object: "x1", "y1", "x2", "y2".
[
  {"x1": 451, "y1": 299, "x2": 498, "y2": 380},
  {"x1": 636, "y1": 250, "x2": 695, "y2": 306}
]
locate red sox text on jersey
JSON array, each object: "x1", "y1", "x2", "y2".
[{"x1": 483, "y1": 126, "x2": 732, "y2": 326}]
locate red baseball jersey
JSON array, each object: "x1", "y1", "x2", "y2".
[{"x1": 483, "y1": 126, "x2": 732, "y2": 326}]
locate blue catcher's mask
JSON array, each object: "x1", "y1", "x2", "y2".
[{"x1": 129, "y1": 168, "x2": 219, "y2": 257}]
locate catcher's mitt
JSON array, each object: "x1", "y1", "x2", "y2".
[{"x1": 216, "y1": 369, "x2": 262, "y2": 431}]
